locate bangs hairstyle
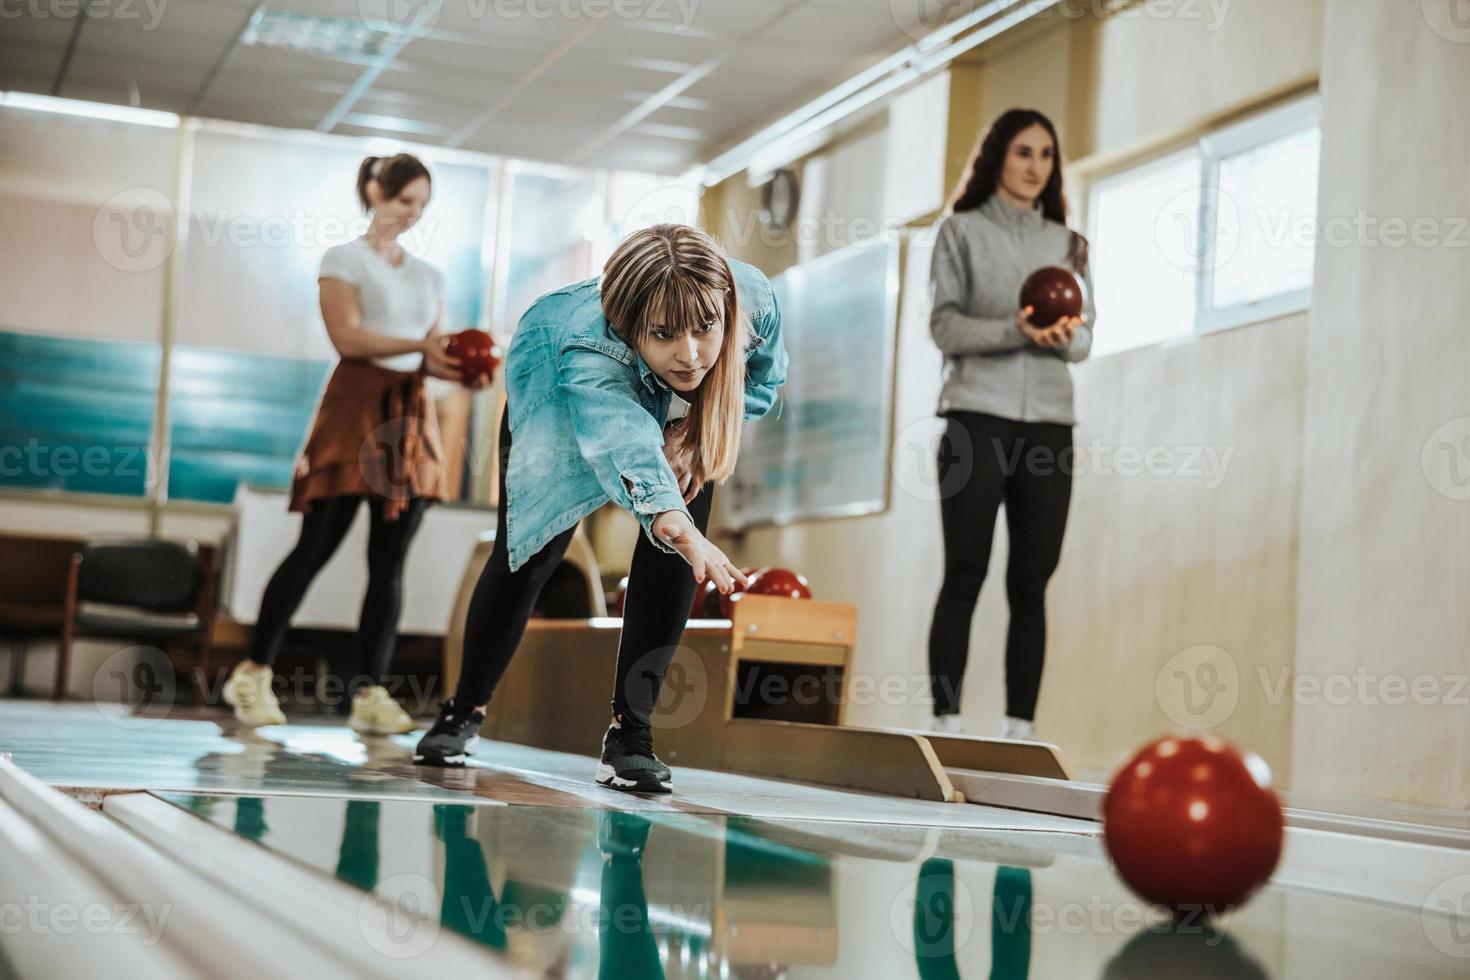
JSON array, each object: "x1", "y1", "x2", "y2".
[{"x1": 600, "y1": 223, "x2": 748, "y2": 490}]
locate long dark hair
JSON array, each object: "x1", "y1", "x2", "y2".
[
  {"x1": 948, "y1": 108, "x2": 1088, "y2": 271},
  {"x1": 355, "y1": 153, "x2": 431, "y2": 213}
]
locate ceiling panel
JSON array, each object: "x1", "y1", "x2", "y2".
[
  {"x1": 426, "y1": 7, "x2": 601, "y2": 47},
  {"x1": 679, "y1": 0, "x2": 797, "y2": 39},
  {"x1": 576, "y1": 20, "x2": 726, "y2": 62},
  {"x1": 110, "y1": 0, "x2": 256, "y2": 39},
  {"x1": 389, "y1": 36, "x2": 550, "y2": 78},
  {"x1": 761, "y1": 3, "x2": 910, "y2": 53},
  {"x1": 3, "y1": 13, "x2": 82, "y2": 46},
  {"x1": 76, "y1": 19, "x2": 230, "y2": 71},
  {"x1": 536, "y1": 50, "x2": 692, "y2": 88},
  {"x1": 0, "y1": 40, "x2": 67, "y2": 80},
  {"x1": 4, "y1": 0, "x2": 958, "y2": 174}
]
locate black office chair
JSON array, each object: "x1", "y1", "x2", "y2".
[{"x1": 54, "y1": 537, "x2": 217, "y2": 705}]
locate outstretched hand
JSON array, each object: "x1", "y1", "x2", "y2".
[{"x1": 650, "y1": 511, "x2": 749, "y2": 593}]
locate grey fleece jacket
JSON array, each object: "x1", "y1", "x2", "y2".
[{"x1": 929, "y1": 194, "x2": 1095, "y2": 425}]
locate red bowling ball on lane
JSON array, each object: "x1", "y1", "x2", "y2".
[{"x1": 1102, "y1": 735, "x2": 1284, "y2": 915}]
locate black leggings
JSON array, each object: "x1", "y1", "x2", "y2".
[
  {"x1": 455, "y1": 412, "x2": 712, "y2": 726},
  {"x1": 928, "y1": 411, "x2": 1072, "y2": 720},
  {"x1": 251, "y1": 494, "x2": 428, "y2": 686}
]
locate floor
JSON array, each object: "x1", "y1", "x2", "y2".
[{"x1": 1, "y1": 699, "x2": 1466, "y2": 978}]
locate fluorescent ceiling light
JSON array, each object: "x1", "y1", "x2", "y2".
[
  {"x1": 0, "y1": 91, "x2": 179, "y2": 128},
  {"x1": 241, "y1": 9, "x2": 391, "y2": 61},
  {"x1": 696, "y1": 0, "x2": 1055, "y2": 186}
]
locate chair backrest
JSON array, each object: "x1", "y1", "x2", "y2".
[{"x1": 77, "y1": 537, "x2": 202, "y2": 612}]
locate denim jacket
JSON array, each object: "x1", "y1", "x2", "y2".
[{"x1": 501, "y1": 258, "x2": 787, "y2": 572}]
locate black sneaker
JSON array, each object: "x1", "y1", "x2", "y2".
[
  {"x1": 413, "y1": 698, "x2": 485, "y2": 766},
  {"x1": 595, "y1": 715, "x2": 672, "y2": 793}
]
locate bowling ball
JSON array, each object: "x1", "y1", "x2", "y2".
[
  {"x1": 690, "y1": 578, "x2": 722, "y2": 619},
  {"x1": 717, "y1": 567, "x2": 761, "y2": 618},
  {"x1": 746, "y1": 567, "x2": 812, "y2": 601},
  {"x1": 1019, "y1": 266, "x2": 1085, "y2": 329},
  {"x1": 1103, "y1": 735, "x2": 1283, "y2": 914},
  {"x1": 445, "y1": 329, "x2": 501, "y2": 385}
]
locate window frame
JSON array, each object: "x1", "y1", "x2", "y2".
[
  {"x1": 1084, "y1": 93, "x2": 1321, "y2": 354},
  {"x1": 1195, "y1": 94, "x2": 1321, "y2": 335}
]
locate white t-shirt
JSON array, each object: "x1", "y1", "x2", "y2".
[{"x1": 318, "y1": 237, "x2": 444, "y2": 372}]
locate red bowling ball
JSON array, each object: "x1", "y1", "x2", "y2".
[
  {"x1": 1103, "y1": 735, "x2": 1284, "y2": 914},
  {"x1": 445, "y1": 329, "x2": 501, "y2": 385},
  {"x1": 745, "y1": 567, "x2": 812, "y2": 601},
  {"x1": 1019, "y1": 265, "x2": 1085, "y2": 329},
  {"x1": 716, "y1": 567, "x2": 762, "y2": 618},
  {"x1": 691, "y1": 578, "x2": 722, "y2": 619}
]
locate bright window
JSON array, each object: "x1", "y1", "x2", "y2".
[{"x1": 1086, "y1": 95, "x2": 1320, "y2": 355}]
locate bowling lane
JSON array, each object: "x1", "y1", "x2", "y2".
[
  {"x1": 0, "y1": 701, "x2": 480, "y2": 803},
  {"x1": 0, "y1": 700, "x2": 1093, "y2": 831},
  {"x1": 146, "y1": 791, "x2": 1462, "y2": 978},
  {"x1": 404, "y1": 732, "x2": 1097, "y2": 832}
]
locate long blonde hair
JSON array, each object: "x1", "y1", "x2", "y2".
[{"x1": 600, "y1": 224, "x2": 747, "y2": 489}]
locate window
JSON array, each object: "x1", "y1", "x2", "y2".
[
  {"x1": 1087, "y1": 95, "x2": 1320, "y2": 355},
  {"x1": 1087, "y1": 150, "x2": 1202, "y2": 357}
]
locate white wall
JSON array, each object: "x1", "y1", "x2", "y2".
[
  {"x1": 1288, "y1": 0, "x2": 1470, "y2": 808},
  {"x1": 1087, "y1": 0, "x2": 1322, "y2": 158},
  {"x1": 0, "y1": 108, "x2": 175, "y2": 342},
  {"x1": 712, "y1": 2, "x2": 1470, "y2": 809}
]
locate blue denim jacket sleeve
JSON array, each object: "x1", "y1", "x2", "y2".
[
  {"x1": 743, "y1": 286, "x2": 788, "y2": 421},
  {"x1": 557, "y1": 345, "x2": 690, "y2": 555}
]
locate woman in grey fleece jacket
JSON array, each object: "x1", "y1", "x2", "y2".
[{"x1": 926, "y1": 108, "x2": 1094, "y2": 741}]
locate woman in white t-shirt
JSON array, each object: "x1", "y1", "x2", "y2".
[{"x1": 222, "y1": 153, "x2": 475, "y2": 734}]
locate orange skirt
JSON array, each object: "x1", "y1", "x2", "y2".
[{"x1": 289, "y1": 359, "x2": 448, "y2": 521}]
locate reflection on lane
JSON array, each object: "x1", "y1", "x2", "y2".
[{"x1": 164, "y1": 793, "x2": 1447, "y2": 979}]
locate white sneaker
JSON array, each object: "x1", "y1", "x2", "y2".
[
  {"x1": 930, "y1": 714, "x2": 965, "y2": 735},
  {"x1": 222, "y1": 660, "x2": 286, "y2": 727},
  {"x1": 349, "y1": 685, "x2": 418, "y2": 736},
  {"x1": 1002, "y1": 715, "x2": 1037, "y2": 741}
]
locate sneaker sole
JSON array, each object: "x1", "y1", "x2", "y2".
[
  {"x1": 222, "y1": 680, "x2": 285, "y2": 726},
  {"x1": 595, "y1": 763, "x2": 672, "y2": 794},
  {"x1": 413, "y1": 735, "x2": 479, "y2": 767},
  {"x1": 348, "y1": 717, "x2": 418, "y2": 736},
  {"x1": 233, "y1": 713, "x2": 286, "y2": 727}
]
